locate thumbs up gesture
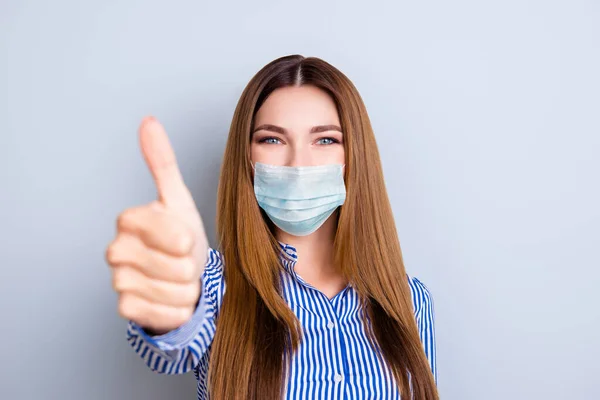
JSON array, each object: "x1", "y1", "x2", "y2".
[{"x1": 106, "y1": 117, "x2": 209, "y2": 335}]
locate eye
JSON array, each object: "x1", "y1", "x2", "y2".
[
  {"x1": 316, "y1": 137, "x2": 340, "y2": 145},
  {"x1": 258, "y1": 137, "x2": 282, "y2": 144}
]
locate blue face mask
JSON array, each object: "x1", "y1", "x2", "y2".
[{"x1": 253, "y1": 162, "x2": 346, "y2": 236}]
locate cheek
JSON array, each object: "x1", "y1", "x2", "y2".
[
  {"x1": 317, "y1": 146, "x2": 345, "y2": 165},
  {"x1": 250, "y1": 143, "x2": 285, "y2": 165},
  {"x1": 250, "y1": 143, "x2": 266, "y2": 163},
  {"x1": 336, "y1": 147, "x2": 346, "y2": 164},
  {"x1": 250, "y1": 144, "x2": 258, "y2": 163}
]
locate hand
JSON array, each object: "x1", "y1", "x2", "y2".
[{"x1": 106, "y1": 117, "x2": 209, "y2": 335}]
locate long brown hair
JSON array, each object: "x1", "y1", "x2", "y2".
[{"x1": 212, "y1": 55, "x2": 439, "y2": 399}]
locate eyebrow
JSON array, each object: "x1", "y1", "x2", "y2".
[{"x1": 252, "y1": 124, "x2": 343, "y2": 134}]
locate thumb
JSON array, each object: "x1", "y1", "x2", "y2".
[{"x1": 139, "y1": 116, "x2": 196, "y2": 210}]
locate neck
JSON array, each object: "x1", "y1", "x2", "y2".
[{"x1": 275, "y1": 211, "x2": 347, "y2": 298}]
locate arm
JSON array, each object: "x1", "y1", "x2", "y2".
[
  {"x1": 126, "y1": 248, "x2": 225, "y2": 374},
  {"x1": 409, "y1": 276, "x2": 437, "y2": 383}
]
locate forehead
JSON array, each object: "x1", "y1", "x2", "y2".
[{"x1": 254, "y1": 85, "x2": 340, "y2": 125}]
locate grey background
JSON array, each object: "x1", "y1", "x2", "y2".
[{"x1": 1, "y1": 0, "x2": 598, "y2": 399}]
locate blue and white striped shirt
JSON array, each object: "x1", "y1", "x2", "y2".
[{"x1": 127, "y1": 243, "x2": 437, "y2": 399}]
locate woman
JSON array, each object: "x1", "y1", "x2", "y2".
[{"x1": 106, "y1": 55, "x2": 439, "y2": 399}]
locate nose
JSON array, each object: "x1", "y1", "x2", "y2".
[{"x1": 288, "y1": 142, "x2": 312, "y2": 167}]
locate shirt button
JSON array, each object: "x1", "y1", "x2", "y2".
[
  {"x1": 334, "y1": 373, "x2": 343, "y2": 383},
  {"x1": 327, "y1": 321, "x2": 335, "y2": 329}
]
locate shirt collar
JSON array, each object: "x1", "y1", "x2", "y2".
[
  {"x1": 276, "y1": 241, "x2": 354, "y2": 291},
  {"x1": 277, "y1": 241, "x2": 298, "y2": 275}
]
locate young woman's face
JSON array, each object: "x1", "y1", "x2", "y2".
[{"x1": 251, "y1": 85, "x2": 345, "y2": 167}]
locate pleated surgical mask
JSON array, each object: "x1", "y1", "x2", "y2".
[{"x1": 253, "y1": 162, "x2": 346, "y2": 236}]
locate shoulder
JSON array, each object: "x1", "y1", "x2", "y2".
[{"x1": 406, "y1": 275, "x2": 434, "y2": 316}]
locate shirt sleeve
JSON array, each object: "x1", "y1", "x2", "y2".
[
  {"x1": 125, "y1": 247, "x2": 226, "y2": 375},
  {"x1": 408, "y1": 276, "x2": 437, "y2": 383}
]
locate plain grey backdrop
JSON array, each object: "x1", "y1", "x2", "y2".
[{"x1": 1, "y1": 0, "x2": 598, "y2": 399}]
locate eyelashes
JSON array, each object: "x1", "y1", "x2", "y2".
[
  {"x1": 258, "y1": 137, "x2": 282, "y2": 144},
  {"x1": 316, "y1": 137, "x2": 340, "y2": 145},
  {"x1": 257, "y1": 136, "x2": 341, "y2": 145}
]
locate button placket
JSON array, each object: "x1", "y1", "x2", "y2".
[
  {"x1": 334, "y1": 373, "x2": 343, "y2": 383},
  {"x1": 314, "y1": 289, "x2": 348, "y2": 392}
]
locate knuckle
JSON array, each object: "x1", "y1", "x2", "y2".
[
  {"x1": 145, "y1": 279, "x2": 164, "y2": 302},
  {"x1": 175, "y1": 306, "x2": 194, "y2": 325},
  {"x1": 117, "y1": 295, "x2": 135, "y2": 320},
  {"x1": 144, "y1": 305, "x2": 163, "y2": 327},
  {"x1": 107, "y1": 235, "x2": 145, "y2": 269},
  {"x1": 178, "y1": 257, "x2": 197, "y2": 282},
  {"x1": 105, "y1": 244, "x2": 117, "y2": 265},
  {"x1": 172, "y1": 229, "x2": 195, "y2": 255},
  {"x1": 106, "y1": 238, "x2": 127, "y2": 266},
  {"x1": 182, "y1": 282, "x2": 201, "y2": 305},
  {"x1": 113, "y1": 266, "x2": 142, "y2": 295},
  {"x1": 116, "y1": 210, "x2": 131, "y2": 231},
  {"x1": 117, "y1": 207, "x2": 141, "y2": 231}
]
